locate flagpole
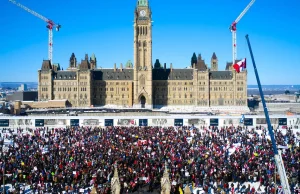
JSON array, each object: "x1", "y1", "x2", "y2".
[
  {"x1": 274, "y1": 162, "x2": 276, "y2": 189},
  {"x1": 2, "y1": 140, "x2": 4, "y2": 194}
]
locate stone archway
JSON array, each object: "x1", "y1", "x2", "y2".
[{"x1": 140, "y1": 95, "x2": 146, "y2": 108}]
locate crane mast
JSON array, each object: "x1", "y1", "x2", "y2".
[
  {"x1": 245, "y1": 35, "x2": 291, "y2": 194},
  {"x1": 230, "y1": 0, "x2": 255, "y2": 65},
  {"x1": 9, "y1": 0, "x2": 61, "y2": 64}
]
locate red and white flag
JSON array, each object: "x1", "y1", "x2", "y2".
[
  {"x1": 138, "y1": 140, "x2": 148, "y2": 146},
  {"x1": 233, "y1": 58, "x2": 246, "y2": 73}
]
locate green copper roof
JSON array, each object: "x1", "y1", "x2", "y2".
[
  {"x1": 137, "y1": 0, "x2": 148, "y2": 7},
  {"x1": 91, "y1": 53, "x2": 96, "y2": 61},
  {"x1": 125, "y1": 60, "x2": 133, "y2": 68}
]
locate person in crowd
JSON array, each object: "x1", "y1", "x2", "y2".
[{"x1": 0, "y1": 125, "x2": 299, "y2": 193}]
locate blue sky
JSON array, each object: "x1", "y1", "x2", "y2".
[{"x1": 0, "y1": 0, "x2": 299, "y2": 84}]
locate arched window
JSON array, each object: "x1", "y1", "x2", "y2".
[
  {"x1": 145, "y1": 26, "x2": 147, "y2": 35},
  {"x1": 85, "y1": 94, "x2": 87, "y2": 99},
  {"x1": 46, "y1": 94, "x2": 48, "y2": 99},
  {"x1": 80, "y1": 94, "x2": 83, "y2": 99},
  {"x1": 143, "y1": 41, "x2": 147, "y2": 47},
  {"x1": 136, "y1": 27, "x2": 139, "y2": 35},
  {"x1": 41, "y1": 94, "x2": 44, "y2": 99},
  {"x1": 74, "y1": 94, "x2": 77, "y2": 99},
  {"x1": 139, "y1": 75, "x2": 145, "y2": 86}
]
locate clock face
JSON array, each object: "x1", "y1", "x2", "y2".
[{"x1": 140, "y1": 10, "x2": 146, "y2": 17}]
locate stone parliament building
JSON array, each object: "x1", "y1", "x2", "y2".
[{"x1": 38, "y1": 0, "x2": 247, "y2": 109}]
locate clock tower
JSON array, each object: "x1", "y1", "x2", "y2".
[{"x1": 133, "y1": 0, "x2": 153, "y2": 108}]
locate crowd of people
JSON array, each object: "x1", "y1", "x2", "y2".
[{"x1": 0, "y1": 125, "x2": 299, "y2": 193}]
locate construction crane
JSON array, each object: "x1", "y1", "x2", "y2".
[
  {"x1": 246, "y1": 34, "x2": 291, "y2": 194},
  {"x1": 230, "y1": 0, "x2": 255, "y2": 65},
  {"x1": 9, "y1": 0, "x2": 61, "y2": 64}
]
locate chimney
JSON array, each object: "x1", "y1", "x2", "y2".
[
  {"x1": 114, "y1": 63, "x2": 116, "y2": 72},
  {"x1": 164, "y1": 63, "x2": 166, "y2": 71},
  {"x1": 170, "y1": 63, "x2": 173, "y2": 72},
  {"x1": 120, "y1": 63, "x2": 123, "y2": 72}
]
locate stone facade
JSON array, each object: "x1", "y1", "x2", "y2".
[{"x1": 38, "y1": 0, "x2": 247, "y2": 109}]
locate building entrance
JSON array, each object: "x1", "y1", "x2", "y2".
[{"x1": 140, "y1": 96, "x2": 146, "y2": 108}]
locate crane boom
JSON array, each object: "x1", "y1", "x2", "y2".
[
  {"x1": 245, "y1": 35, "x2": 291, "y2": 194},
  {"x1": 9, "y1": 0, "x2": 49, "y2": 22},
  {"x1": 234, "y1": 0, "x2": 256, "y2": 24},
  {"x1": 230, "y1": 0, "x2": 255, "y2": 66},
  {"x1": 8, "y1": 0, "x2": 61, "y2": 64}
]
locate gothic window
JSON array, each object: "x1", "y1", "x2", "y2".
[
  {"x1": 139, "y1": 75, "x2": 145, "y2": 86},
  {"x1": 136, "y1": 27, "x2": 139, "y2": 35},
  {"x1": 138, "y1": 41, "x2": 141, "y2": 47},
  {"x1": 85, "y1": 94, "x2": 87, "y2": 99},
  {"x1": 74, "y1": 94, "x2": 77, "y2": 99},
  {"x1": 80, "y1": 94, "x2": 83, "y2": 99},
  {"x1": 145, "y1": 26, "x2": 147, "y2": 35},
  {"x1": 143, "y1": 41, "x2": 147, "y2": 47}
]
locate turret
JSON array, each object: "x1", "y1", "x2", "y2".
[
  {"x1": 191, "y1": 52, "x2": 197, "y2": 67},
  {"x1": 90, "y1": 53, "x2": 97, "y2": 69},
  {"x1": 69, "y1": 53, "x2": 77, "y2": 68},
  {"x1": 211, "y1": 52, "x2": 218, "y2": 71}
]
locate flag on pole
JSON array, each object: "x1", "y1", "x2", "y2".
[{"x1": 233, "y1": 58, "x2": 246, "y2": 73}]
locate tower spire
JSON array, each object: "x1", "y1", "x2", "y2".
[{"x1": 137, "y1": 0, "x2": 148, "y2": 7}]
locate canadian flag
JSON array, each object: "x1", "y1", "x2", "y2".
[
  {"x1": 233, "y1": 58, "x2": 246, "y2": 73},
  {"x1": 138, "y1": 140, "x2": 148, "y2": 146}
]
